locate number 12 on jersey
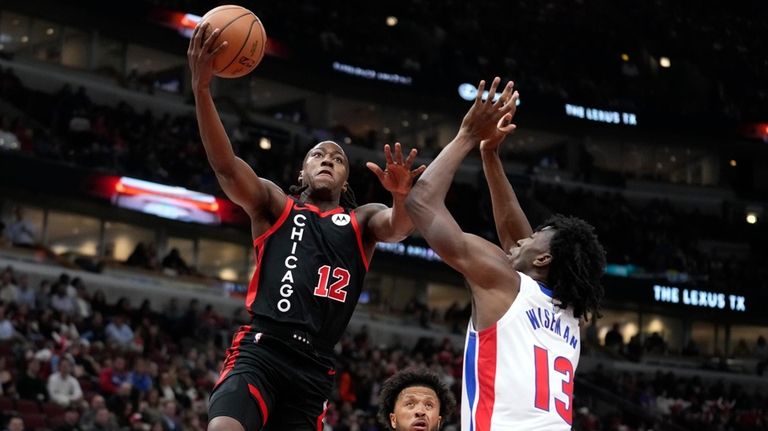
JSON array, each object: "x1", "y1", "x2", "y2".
[
  {"x1": 533, "y1": 345, "x2": 574, "y2": 425},
  {"x1": 313, "y1": 265, "x2": 350, "y2": 302}
]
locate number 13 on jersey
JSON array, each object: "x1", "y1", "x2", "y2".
[{"x1": 533, "y1": 345, "x2": 574, "y2": 425}]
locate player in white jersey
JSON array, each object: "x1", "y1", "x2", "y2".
[{"x1": 406, "y1": 77, "x2": 605, "y2": 430}]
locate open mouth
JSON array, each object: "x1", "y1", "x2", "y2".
[
  {"x1": 317, "y1": 169, "x2": 334, "y2": 178},
  {"x1": 411, "y1": 420, "x2": 428, "y2": 430}
]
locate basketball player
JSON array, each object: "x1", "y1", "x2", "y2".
[
  {"x1": 377, "y1": 368, "x2": 456, "y2": 431},
  {"x1": 188, "y1": 23, "x2": 426, "y2": 431},
  {"x1": 405, "y1": 77, "x2": 606, "y2": 430}
]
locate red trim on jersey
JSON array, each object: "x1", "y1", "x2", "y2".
[
  {"x1": 248, "y1": 383, "x2": 269, "y2": 426},
  {"x1": 316, "y1": 401, "x2": 328, "y2": 431},
  {"x1": 293, "y1": 201, "x2": 345, "y2": 217},
  {"x1": 475, "y1": 324, "x2": 498, "y2": 431},
  {"x1": 214, "y1": 326, "x2": 248, "y2": 388},
  {"x1": 247, "y1": 198, "x2": 294, "y2": 311},
  {"x1": 349, "y1": 210, "x2": 370, "y2": 271},
  {"x1": 252, "y1": 198, "x2": 294, "y2": 246}
]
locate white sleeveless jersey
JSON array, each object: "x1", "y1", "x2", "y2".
[{"x1": 461, "y1": 272, "x2": 581, "y2": 431}]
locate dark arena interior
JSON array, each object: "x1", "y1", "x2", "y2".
[{"x1": 0, "y1": 0, "x2": 766, "y2": 430}]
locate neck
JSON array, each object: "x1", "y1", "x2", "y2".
[{"x1": 301, "y1": 189, "x2": 341, "y2": 211}]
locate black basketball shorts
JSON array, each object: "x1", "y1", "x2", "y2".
[{"x1": 208, "y1": 334, "x2": 335, "y2": 431}]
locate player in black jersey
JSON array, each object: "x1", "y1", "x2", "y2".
[{"x1": 189, "y1": 23, "x2": 426, "y2": 431}]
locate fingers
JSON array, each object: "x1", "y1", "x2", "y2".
[
  {"x1": 365, "y1": 162, "x2": 385, "y2": 181},
  {"x1": 494, "y1": 81, "x2": 514, "y2": 109},
  {"x1": 210, "y1": 40, "x2": 229, "y2": 56},
  {"x1": 196, "y1": 22, "x2": 209, "y2": 51},
  {"x1": 411, "y1": 164, "x2": 427, "y2": 177},
  {"x1": 497, "y1": 113, "x2": 517, "y2": 134},
  {"x1": 383, "y1": 144, "x2": 394, "y2": 165},
  {"x1": 474, "y1": 80, "x2": 486, "y2": 105},
  {"x1": 202, "y1": 27, "x2": 221, "y2": 53},
  {"x1": 394, "y1": 142, "x2": 404, "y2": 164},
  {"x1": 501, "y1": 90, "x2": 519, "y2": 111},
  {"x1": 404, "y1": 148, "x2": 418, "y2": 168},
  {"x1": 485, "y1": 77, "x2": 501, "y2": 105}
]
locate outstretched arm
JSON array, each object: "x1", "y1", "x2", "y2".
[
  {"x1": 359, "y1": 143, "x2": 426, "y2": 244},
  {"x1": 405, "y1": 78, "x2": 517, "y2": 285},
  {"x1": 188, "y1": 23, "x2": 285, "y2": 223},
  {"x1": 480, "y1": 100, "x2": 533, "y2": 252}
]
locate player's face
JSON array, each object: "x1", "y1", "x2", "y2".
[
  {"x1": 508, "y1": 227, "x2": 554, "y2": 272},
  {"x1": 301, "y1": 141, "x2": 349, "y2": 193},
  {"x1": 390, "y1": 386, "x2": 442, "y2": 431}
]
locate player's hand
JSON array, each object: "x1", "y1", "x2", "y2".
[
  {"x1": 187, "y1": 22, "x2": 228, "y2": 92},
  {"x1": 366, "y1": 143, "x2": 427, "y2": 197},
  {"x1": 480, "y1": 110, "x2": 519, "y2": 153},
  {"x1": 459, "y1": 77, "x2": 517, "y2": 145}
]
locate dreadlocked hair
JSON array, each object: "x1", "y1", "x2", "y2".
[
  {"x1": 287, "y1": 183, "x2": 358, "y2": 210},
  {"x1": 377, "y1": 367, "x2": 456, "y2": 430},
  {"x1": 538, "y1": 214, "x2": 606, "y2": 322}
]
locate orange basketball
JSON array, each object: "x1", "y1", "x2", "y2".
[{"x1": 198, "y1": 5, "x2": 267, "y2": 78}]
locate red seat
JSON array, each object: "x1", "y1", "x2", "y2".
[
  {"x1": 0, "y1": 396, "x2": 14, "y2": 413},
  {"x1": 21, "y1": 413, "x2": 47, "y2": 431},
  {"x1": 15, "y1": 398, "x2": 40, "y2": 414},
  {"x1": 42, "y1": 401, "x2": 66, "y2": 417}
]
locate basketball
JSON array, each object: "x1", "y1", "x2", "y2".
[{"x1": 198, "y1": 5, "x2": 267, "y2": 78}]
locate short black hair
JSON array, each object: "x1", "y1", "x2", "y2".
[
  {"x1": 377, "y1": 368, "x2": 456, "y2": 430},
  {"x1": 538, "y1": 214, "x2": 606, "y2": 321}
]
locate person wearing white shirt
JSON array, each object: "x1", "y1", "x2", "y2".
[{"x1": 47, "y1": 359, "x2": 83, "y2": 407}]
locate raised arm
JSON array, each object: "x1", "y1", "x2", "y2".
[
  {"x1": 358, "y1": 143, "x2": 426, "y2": 247},
  {"x1": 188, "y1": 23, "x2": 285, "y2": 224},
  {"x1": 405, "y1": 78, "x2": 518, "y2": 286},
  {"x1": 479, "y1": 98, "x2": 532, "y2": 252}
]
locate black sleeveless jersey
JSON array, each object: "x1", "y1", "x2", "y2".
[{"x1": 245, "y1": 197, "x2": 369, "y2": 346}]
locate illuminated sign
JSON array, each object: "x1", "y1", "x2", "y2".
[
  {"x1": 376, "y1": 242, "x2": 442, "y2": 262},
  {"x1": 652, "y1": 284, "x2": 746, "y2": 312},
  {"x1": 458, "y1": 83, "x2": 521, "y2": 105},
  {"x1": 112, "y1": 177, "x2": 220, "y2": 225},
  {"x1": 332, "y1": 62, "x2": 413, "y2": 85},
  {"x1": 565, "y1": 103, "x2": 637, "y2": 126}
]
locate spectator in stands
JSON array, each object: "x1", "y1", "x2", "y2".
[
  {"x1": 2, "y1": 416, "x2": 24, "y2": 431},
  {"x1": 36, "y1": 280, "x2": 52, "y2": 310},
  {"x1": 604, "y1": 323, "x2": 624, "y2": 354},
  {"x1": 56, "y1": 407, "x2": 83, "y2": 431},
  {"x1": 105, "y1": 314, "x2": 135, "y2": 349},
  {"x1": 86, "y1": 407, "x2": 119, "y2": 431},
  {"x1": 99, "y1": 357, "x2": 130, "y2": 396},
  {"x1": 377, "y1": 368, "x2": 456, "y2": 431},
  {"x1": 0, "y1": 306, "x2": 20, "y2": 341},
  {"x1": 16, "y1": 358, "x2": 48, "y2": 402},
  {"x1": 130, "y1": 358, "x2": 153, "y2": 394},
  {"x1": 50, "y1": 283, "x2": 77, "y2": 316},
  {"x1": 644, "y1": 332, "x2": 666, "y2": 355},
  {"x1": 160, "y1": 400, "x2": 183, "y2": 431},
  {"x1": 0, "y1": 269, "x2": 18, "y2": 304},
  {"x1": 47, "y1": 358, "x2": 83, "y2": 407},
  {"x1": 15, "y1": 274, "x2": 35, "y2": 309},
  {"x1": 4, "y1": 206, "x2": 36, "y2": 247},
  {"x1": 0, "y1": 356, "x2": 14, "y2": 397},
  {"x1": 126, "y1": 243, "x2": 158, "y2": 270},
  {"x1": 81, "y1": 311, "x2": 108, "y2": 345},
  {"x1": 161, "y1": 249, "x2": 191, "y2": 276},
  {"x1": 756, "y1": 335, "x2": 768, "y2": 376}
]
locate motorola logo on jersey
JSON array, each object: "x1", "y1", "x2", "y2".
[
  {"x1": 332, "y1": 214, "x2": 350, "y2": 226},
  {"x1": 278, "y1": 214, "x2": 307, "y2": 313}
]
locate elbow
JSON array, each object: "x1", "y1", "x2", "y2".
[{"x1": 405, "y1": 181, "x2": 429, "y2": 212}]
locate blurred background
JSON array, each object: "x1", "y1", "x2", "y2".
[{"x1": 0, "y1": 0, "x2": 766, "y2": 430}]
